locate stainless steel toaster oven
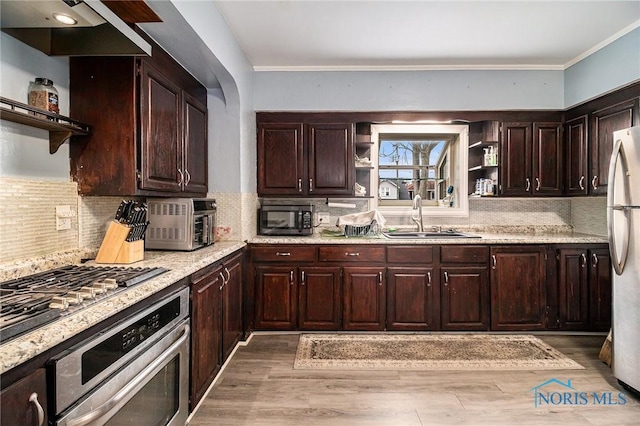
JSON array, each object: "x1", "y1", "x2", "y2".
[{"x1": 146, "y1": 198, "x2": 216, "y2": 251}]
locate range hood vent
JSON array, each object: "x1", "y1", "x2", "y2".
[{"x1": 1, "y1": 0, "x2": 152, "y2": 56}]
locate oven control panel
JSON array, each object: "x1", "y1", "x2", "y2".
[{"x1": 121, "y1": 313, "x2": 162, "y2": 350}]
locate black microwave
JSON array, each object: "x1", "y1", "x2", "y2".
[{"x1": 259, "y1": 205, "x2": 313, "y2": 235}]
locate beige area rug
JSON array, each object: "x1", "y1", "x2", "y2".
[{"x1": 294, "y1": 334, "x2": 584, "y2": 370}]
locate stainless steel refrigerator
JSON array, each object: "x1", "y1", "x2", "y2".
[{"x1": 608, "y1": 125, "x2": 640, "y2": 395}]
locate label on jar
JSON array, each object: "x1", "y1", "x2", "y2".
[{"x1": 48, "y1": 92, "x2": 59, "y2": 114}]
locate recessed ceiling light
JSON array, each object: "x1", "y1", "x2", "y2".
[{"x1": 53, "y1": 13, "x2": 78, "y2": 25}]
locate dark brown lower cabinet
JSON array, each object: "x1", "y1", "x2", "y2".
[
  {"x1": 190, "y1": 264, "x2": 223, "y2": 409},
  {"x1": 441, "y1": 267, "x2": 490, "y2": 330},
  {"x1": 298, "y1": 266, "x2": 341, "y2": 329},
  {"x1": 254, "y1": 265, "x2": 297, "y2": 329},
  {"x1": 490, "y1": 246, "x2": 547, "y2": 330},
  {"x1": 387, "y1": 267, "x2": 440, "y2": 331},
  {"x1": 557, "y1": 249, "x2": 590, "y2": 330},
  {"x1": 589, "y1": 248, "x2": 612, "y2": 331},
  {"x1": 386, "y1": 267, "x2": 438, "y2": 330},
  {"x1": 0, "y1": 368, "x2": 47, "y2": 426},
  {"x1": 221, "y1": 253, "x2": 243, "y2": 361},
  {"x1": 343, "y1": 267, "x2": 386, "y2": 330}
]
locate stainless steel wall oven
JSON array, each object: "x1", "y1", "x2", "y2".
[{"x1": 47, "y1": 287, "x2": 190, "y2": 426}]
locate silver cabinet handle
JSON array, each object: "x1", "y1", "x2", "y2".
[
  {"x1": 378, "y1": 271, "x2": 383, "y2": 285},
  {"x1": 184, "y1": 169, "x2": 191, "y2": 186},
  {"x1": 592, "y1": 253, "x2": 599, "y2": 268},
  {"x1": 492, "y1": 255, "x2": 497, "y2": 269},
  {"x1": 427, "y1": 272, "x2": 431, "y2": 286},
  {"x1": 345, "y1": 252, "x2": 360, "y2": 256},
  {"x1": 525, "y1": 177, "x2": 531, "y2": 192},
  {"x1": 177, "y1": 169, "x2": 184, "y2": 185},
  {"x1": 301, "y1": 270, "x2": 306, "y2": 285},
  {"x1": 592, "y1": 175, "x2": 598, "y2": 190},
  {"x1": 29, "y1": 393, "x2": 45, "y2": 426},
  {"x1": 290, "y1": 270, "x2": 294, "y2": 285},
  {"x1": 580, "y1": 253, "x2": 587, "y2": 268},
  {"x1": 443, "y1": 271, "x2": 449, "y2": 285},
  {"x1": 219, "y1": 272, "x2": 225, "y2": 290},
  {"x1": 298, "y1": 178, "x2": 303, "y2": 192},
  {"x1": 276, "y1": 252, "x2": 291, "y2": 256},
  {"x1": 535, "y1": 177, "x2": 541, "y2": 191},
  {"x1": 224, "y1": 267, "x2": 231, "y2": 283},
  {"x1": 309, "y1": 178, "x2": 313, "y2": 192},
  {"x1": 579, "y1": 176, "x2": 585, "y2": 190}
]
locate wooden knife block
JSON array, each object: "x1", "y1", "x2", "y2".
[{"x1": 95, "y1": 221, "x2": 144, "y2": 264}]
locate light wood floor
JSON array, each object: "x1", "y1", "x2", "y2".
[{"x1": 189, "y1": 333, "x2": 640, "y2": 425}]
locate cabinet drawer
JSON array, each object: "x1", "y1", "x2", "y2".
[
  {"x1": 387, "y1": 246, "x2": 435, "y2": 263},
  {"x1": 251, "y1": 246, "x2": 317, "y2": 262},
  {"x1": 440, "y1": 245, "x2": 489, "y2": 264},
  {"x1": 318, "y1": 246, "x2": 385, "y2": 262}
]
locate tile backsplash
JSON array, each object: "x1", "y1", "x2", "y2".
[{"x1": 0, "y1": 177, "x2": 608, "y2": 266}]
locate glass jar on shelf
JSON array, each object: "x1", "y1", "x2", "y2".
[{"x1": 28, "y1": 77, "x2": 59, "y2": 115}]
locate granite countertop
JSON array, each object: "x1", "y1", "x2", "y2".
[
  {"x1": 249, "y1": 230, "x2": 609, "y2": 245},
  {"x1": 0, "y1": 241, "x2": 245, "y2": 375}
]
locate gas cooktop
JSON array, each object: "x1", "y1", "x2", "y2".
[{"x1": 0, "y1": 265, "x2": 168, "y2": 343}]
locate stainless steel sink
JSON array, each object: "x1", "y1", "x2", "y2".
[{"x1": 382, "y1": 231, "x2": 481, "y2": 239}]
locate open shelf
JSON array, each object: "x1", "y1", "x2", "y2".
[{"x1": 0, "y1": 96, "x2": 90, "y2": 154}]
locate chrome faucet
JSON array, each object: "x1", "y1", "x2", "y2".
[{"x1": 411, "y1": 195, "x2": 424, "y2": 232}]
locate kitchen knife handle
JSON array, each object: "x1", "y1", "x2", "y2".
[
  {"x1": 177, "y1": 169, "x2": 184, "y2": 186},
  {"x1": 578, "y1": 176, "x2": 585, "y2": 191},
  {"x1": 184, "y1": 169, "x2": 191, "y2": 186}
]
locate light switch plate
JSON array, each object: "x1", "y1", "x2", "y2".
[
  {"x1": 317, "y1": 212, "x2": 330, "y2": 224},
  {"x1": 56, "y1": 205, "x2": 73, "y2": 230}
]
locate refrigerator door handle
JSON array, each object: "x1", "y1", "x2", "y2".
[{"x1": 607, "y1": 137, "x2": 631, "y2": 276}]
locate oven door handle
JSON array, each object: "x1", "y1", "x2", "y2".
[{"x1": 66, "y1": 323, "x2": 190, "y2": 426}]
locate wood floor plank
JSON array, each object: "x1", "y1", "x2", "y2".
[{"x1": 189, "y1": 334, "x2": 640, "y2": 425}]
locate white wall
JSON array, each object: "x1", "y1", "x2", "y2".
[
  {"x1": 254, "y1": 69, "x2": 565, "y2": 111},
  {"x1": 0, "y1": 33, "x2": 70, "y2": 180},
  {"x1": 564, "y1": 27, "x2": 640, "y2": 108}
]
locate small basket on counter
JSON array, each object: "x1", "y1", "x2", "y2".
[{"x1": 336, "y1": 210, "x2": 386, "y2": 238}]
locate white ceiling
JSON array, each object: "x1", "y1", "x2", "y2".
[{"x1": 213, "y1": 0, "x2": 640, "y2": 71}]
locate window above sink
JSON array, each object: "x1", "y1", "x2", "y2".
[{"x1": 370, "y1": 124, "x2": 469, "y2": 218}]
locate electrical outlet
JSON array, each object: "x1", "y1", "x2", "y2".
[
  {"x1": 317, "y1": 212, "x2": 330, "y2": 224},
  {"x1": 56, "y1": 205, "x2": 74, "y2": 231}
]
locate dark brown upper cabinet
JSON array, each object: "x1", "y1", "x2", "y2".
[
  {"x1": 589, "y1": 100, "x2": 636, "y2": 195},
  {"x1": 257, "y1": 121, "x2": 354, "y2": 196},
  {"x1": 499, "y1": 122, "x2": 562, "y2": 196},
  {"x1": 564, "y1": 115, "x2": 589, "y2": 196},
  {"x1": 69, "y1": 34, "x2": 207, "y2": 196}
]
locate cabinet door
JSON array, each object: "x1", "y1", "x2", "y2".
[
  {"x1": 298, "y1": 267, "x2": 341, "y2": 330},
  {"x1": 500, "y1": 122, "x2": 532, "y2": 196},
  {"x1": 441, "y1": 267, "x2": 490, "y2": 331},
  {"x1": 139, "y1": 61, "x2": 182, "y2": 192},
  {"x1": 255, "y1": 266, "x2": 297, "y2": 329},
  {"x1": 343, "y1": 267, "x2": 385, "y2": 330},
  {"x1": 490, "y1": 246, "x2": 547, "y2": 330},
  {"x1": 590, "y1": 100, "x2": 636, "y2": 194},
  {"x1": 557, "y1": 249, "x2": 589, "y2": 330},
  {"x1": 387, "y1": 267, "x2": 438, "y2": 331},
  {"x1": 183, "y1": 92, "x2": 208, "y2": 194},
  {"x1": 257, "y1": 123, "x2": 305, "y2": 195},
  {"x1": 307, "y1": 123, "x2": 355, "y2": 195},
  {"x1": 0, "y1": 368, "x2": 47, "y2": 426},
  {"x1": 191, "y1": 265, "x2": 223, "y2": 407},
  {"x1": 565, "y1": 115, "x2": 589, "y2": 195},
  {"x1": 589, "y1": 248, "x2": 612, "y2": 331},
  {"x1": 221, "y1": 254, "x2": 243, "y2": 361},
  {"x1": 532, "y1": 122, "x2": 563, "y2": 195}
]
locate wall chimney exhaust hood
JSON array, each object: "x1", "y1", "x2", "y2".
[{"x1": 1, "y1": 0, "x2": 152, "y2": 56}]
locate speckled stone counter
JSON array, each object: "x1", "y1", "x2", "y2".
[
  {"x1": 0, "y1": 241, "x2": 245, "y2": 375},
  {"x1": 249, "y1": 231, "x2": 608, "y2": 245}
]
